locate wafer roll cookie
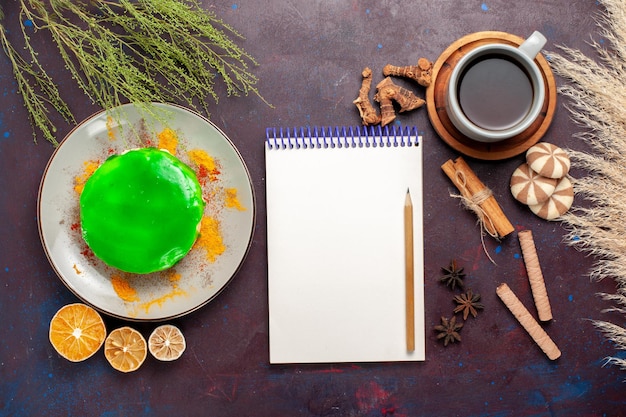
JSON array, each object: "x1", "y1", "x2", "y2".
[
  {"x1": 496, "y1": 283, "x2": 561, "y2": 360},
  {"x1": 518, "y1": 230, "x2": 552, "y2": 321}
]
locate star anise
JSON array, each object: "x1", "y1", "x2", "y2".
[
  {"x1": 453, "y1": 289, "x2": 485, "y2": 320},
  {"x1": 439, "y1": 260, "x2": 465, "y2": 290},
  {"x1": 434, "y1": 316, "x2": 463, "y2": 346}
]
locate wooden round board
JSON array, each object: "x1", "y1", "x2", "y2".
[{"x1": 426, "y1": 31, "x2": 557, "y2": 160}]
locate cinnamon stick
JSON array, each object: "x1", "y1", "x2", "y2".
[
  {"x1": 496, "y1": 283, "x2": 561, "y2": 360},
  {"x1": 518, "y1": 230, "x2": 553, "y2": 321},
  {"x1": 441, "y1": 157, "x2": 514, "y2": 238}
]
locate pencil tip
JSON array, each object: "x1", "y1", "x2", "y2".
[{"x1": 405, "y1": 188, "x2": 412, "y2": 205}]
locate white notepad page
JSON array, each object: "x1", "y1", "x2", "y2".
[{"x1": 265, "y1": 127, "x2": 424, "y2": 364}]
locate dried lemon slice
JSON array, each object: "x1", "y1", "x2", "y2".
[
  {"x1": 104, "y1": 326, "x2": 147, "y2": 372},
  {"x1": 148, "y1": 324, "x2": 186, "y2": 361},
  {"x1": 49, "y1": 303, "x2": 106, "y2": 362}
]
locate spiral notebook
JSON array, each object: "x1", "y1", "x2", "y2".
[{"x1": 265, "y1": 126, "x2": 425, "y2": 364}]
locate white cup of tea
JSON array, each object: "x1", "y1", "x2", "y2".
[{"x1": 446, "y1": 31, "x2": 547, "y2": 143}]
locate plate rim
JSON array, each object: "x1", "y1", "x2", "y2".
[{"x1": 37, "y1": 102, "x2": 256, "y2": 322}]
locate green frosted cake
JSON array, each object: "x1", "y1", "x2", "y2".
[{"x1": 80, "y1": 148, "x2": 205, "y2": 274}]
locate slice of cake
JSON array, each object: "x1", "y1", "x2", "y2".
[{"x1": 80, "y1": 148, "x2": 205, "y2": 274}]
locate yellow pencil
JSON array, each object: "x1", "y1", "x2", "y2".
[{"x1": 404, "y1": 189, "x2": 415, "y2": 352}]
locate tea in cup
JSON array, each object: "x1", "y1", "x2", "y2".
[{"x1": 446, "y1": 31, "x2": 547, "y2": 143}]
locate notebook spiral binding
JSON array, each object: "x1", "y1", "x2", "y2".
[{"x1": 265, "y1": 126, "x2": 419, "y2": 150}]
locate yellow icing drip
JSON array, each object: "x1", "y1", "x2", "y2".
[
  {"x1": 106, "y1": 116, "x2": 116, "y2": 141},
  {"x1": 74, "y1": 160, "x2": 100, "y2": 195},
  {"x1": 140, "y1": 285, "x2": 187, "y2": 313},
  {"x1": 167, "y1": 271, "x2": 182, "y2": 283},
  {"x1": 157, "y1": 127, "x2": 179, "y2": 155},
  {"x1": 111, "y1": 274, "x2": 140, "y2": 302},
  {"x1": 225, "y1": 187, "x2": 246, "y2": 211},
  {"x1": 188, "y1": 149, "x2": 221, "y2": 182},
  {"x1": 188, "y1": 149, "x2": 216, "y2": 171},
  {"x1": 194, "y1": 216, "x2": 225, "y2": 262}
]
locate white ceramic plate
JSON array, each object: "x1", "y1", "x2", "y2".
[{"x1": 38, "y1": 103, "x2": 255, "y2": 321}]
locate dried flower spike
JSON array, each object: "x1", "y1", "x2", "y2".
[
  {"x1": 439, "y1": 260, "x2": 466, "y2": 290},
  {"x1": 453, "y1": 289, "x2": 485, "y2": 320},
  {"x1": 5, "y1": 0, "x2": 267, "y2": 145},
  {"x1": 434, "y1": 316, "x2": 463, "y2": 346},
  {"x1": 353, "y1": 67, "x2": 381, "y2": 126},
  {"x1": 383, "y1": 57, "x2": 433, "y2": 87}
]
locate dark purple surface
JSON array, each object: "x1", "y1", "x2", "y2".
[{"x1": 1, "y1": 1, "x2": 624, "y2": 416}]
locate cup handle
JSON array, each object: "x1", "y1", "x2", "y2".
[{"x1": 518, "y1": 31, "x2": 547, "y2": 60}]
